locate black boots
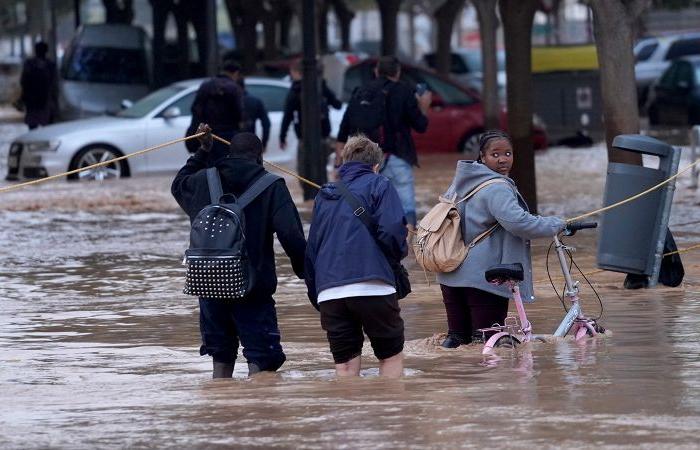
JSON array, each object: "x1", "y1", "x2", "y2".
[
  {"x1": 247, "y1": 362, "x2": 262, "y2": 376},
  {"x1": 441, "y1": 333, "x2": 468, "y2": 348},
  {"x1": 212, "y1": 361, "x2": 234, "y2": 378}
]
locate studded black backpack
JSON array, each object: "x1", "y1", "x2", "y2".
[{"x1": 183, "y1": 168, "x2": 281, "y2": 299}]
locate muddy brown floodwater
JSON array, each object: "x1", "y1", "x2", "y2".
[{"x1": 2, "y1": 145, "x2": 700, "y2": 449}]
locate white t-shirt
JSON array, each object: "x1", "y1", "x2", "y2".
[{"x1": 317, "y1": 280, "x2": 396, "y2": 303}]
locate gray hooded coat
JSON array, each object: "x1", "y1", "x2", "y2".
[{"x1": 437, "y1": 161, "x2": 566, "y2": 302}]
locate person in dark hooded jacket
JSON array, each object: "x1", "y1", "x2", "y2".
[
  {"x1": 279, "y1": 59, "x2": 342, "y2": 201},
  {"x1": 305, "y1": 134, "x2": 408, "y2": 378},
  {"x1": 172, "y1": 125, "x2": 306, "y2": 378}
]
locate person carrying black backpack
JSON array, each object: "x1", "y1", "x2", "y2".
[
  {"x1": 337, "y1": 56, "x2": 431, "y2": 230},
  {"x1": 172, "y1": 124, "x2": 306, "y2": 378}
]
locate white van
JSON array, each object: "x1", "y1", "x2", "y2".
[{"x1": 59, "y1": 24, "x2": 152, "y2": 120}]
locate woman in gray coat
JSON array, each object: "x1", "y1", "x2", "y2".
[{"x1": 438, "y1": 130, "x2": 566, "y2": 348}]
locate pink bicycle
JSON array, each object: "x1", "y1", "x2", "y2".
[{"x1": 478, "y1": 221, "x2": 605, "y2": 355}]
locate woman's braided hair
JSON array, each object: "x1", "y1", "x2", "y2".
[{"x1": 477, "y1": 129, "x2": 512, "y2": 162}]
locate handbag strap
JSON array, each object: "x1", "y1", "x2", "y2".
[
  {"x1": 335, "y1": 180, "x2": 376, "y2": 232},
  {"x1": 206, "y1": 167, "x2": 224, "y2": 204}
]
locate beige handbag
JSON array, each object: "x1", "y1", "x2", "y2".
[{"x1": 413, "y1": 179, "x2": 506, "y2": 273}]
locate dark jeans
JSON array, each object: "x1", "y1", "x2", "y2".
[
  {"x1": 198, "y1": 296, "x2": 286, "y2": 371},
  {"x1": 440, "y1": 285, "x2": 509, "y2": 344}
]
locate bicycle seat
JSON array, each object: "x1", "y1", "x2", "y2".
[{"x1": 485, "y1": 263, "x2": 524, "y2": 283}]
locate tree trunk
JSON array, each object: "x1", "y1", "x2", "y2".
[
  {"x1": 150, "y1": 0, "x2": 168, "y2": 87},
  {"x1": 377, "y1": 0, "x2": 402, "y2": 56},
  {"x1": 318, "y1": 0, "x2": 329, "y2": 54},
  {"x1": 278, "y1": 0, "x2": 294, "y2": 50},
  {"x1": 174, "y1": 5, "x2": 191, "y2": 79},
  {"x1": 433, "y1": 0, "x2": 465, "y2": 77},
  {"x1": 330, "y1": 0, "x2": 354, "y2": 52},
  {"x1": 587, "y1": 0, "x2": 651, "y2": 164},
  {"x1": 472, "y1": 0, "x2": 500, "y2": 129},
  {"x1": 102, "y1": 0, "x2": 134, "y2": 24},
  {"x1": 224, "y1": 0, "x2": 261, "y2": 74},
  {"x1": 262, "y1": 5, "x2": 278, "y2": 60},
  {"x1": 499, "y1": 0, "x2": 539, "y2": 212}
]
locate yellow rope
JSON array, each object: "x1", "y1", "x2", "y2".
[
  {"x1": 566, "y1": 155, "x2": 700, "y2": 222},
  {"x1": 0, "y1": 132, "x2": 205, "y2": 194},
  {"x1": 534, "y1": 242, "x2": 700, "y2": 284},
  {"x1": 212, "y1": 134, "x2": 322, "y2": 189}
]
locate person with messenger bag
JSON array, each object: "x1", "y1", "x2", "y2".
[
  {"x1": 423, "y1": 130, "x2": 566, "y2": 348},
  {"x1": 305, "y1": 135, "x2": 408, "y2": 378}
]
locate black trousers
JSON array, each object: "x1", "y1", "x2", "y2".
[{"x1": 440, "y1": 285, "x2": 509, "y2": 343}]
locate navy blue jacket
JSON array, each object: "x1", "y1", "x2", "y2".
[
  {"x1": 304, "y1": 162, "x2": 408, "y2": 305},
  {"x1": 241, "y1": 92, "x2": 271, "y2": 148}
]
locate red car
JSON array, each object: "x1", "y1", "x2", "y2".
[{"x1": 342, "y1": 59, "x2": 548, "y2": 155}]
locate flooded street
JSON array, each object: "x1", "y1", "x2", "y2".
[{"x1": 2, "y1": 140, "x2": 700, "y2": 448}]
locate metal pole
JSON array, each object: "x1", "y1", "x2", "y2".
[
  {"x1": 301, "y1": 0, "x2": 322, "y2": 198},
  {"x1": 204, "y1": 0, "x2": 218, "y2": 77},
  {"x1": 74, "y1": 0, "x2": 81, "y2": 28},
  {"x1": 690, "y1": 125, "x2": 699, "y2": 190}
]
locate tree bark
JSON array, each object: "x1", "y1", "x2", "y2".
[
  {"x1": 318, "y1": 0, "x2": 330, "y2": 53},
  {"x1": 224, "y1": 0, "x2": 261, "y2": 74},
  {"x1": 472, "y1": 0, "x2": 500, "y2": 129},
  {"x1": 433, "y1": 0, "x2": 465, "y2": 77},
  {"x1": 102, "y1": 0, "x2": 134, "y2": 24},
  {"x1": 262, "y1": 3, "x2": 278, "y2": 60},
  {"x1": 377, "y1": 0, "x2": 402, "y2": 56},
  {"x1": 330, "y1": 0, "x2": 354, "y2": 52},
  {"x1": 587, "y1": 0, "x2": 651, "y2": 165},
  {"x1": 150, "y1": 0, "x2": 168, "y2": 87},
  {"x1": 499, "y1": 0, "x2": 539, "y2": 212},
  {"x1": 278, "y1": 0, "x2": 294, "y2": 50}
]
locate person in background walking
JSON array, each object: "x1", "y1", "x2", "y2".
[
  {"x1": 19, "y1": 41, "x2": 58, "y2": 129},
  {"x1": 305, "y1": 135, "x2": 408, "y2": 378},
  {"x1": 337, "y1": 56, "x2": 431, "y2": 230},
  {"x1": 437, "y1": 130, "x2": 566, "y2": 348},
  {"x1": 184, "y1": 60, "x2": 243, "y2": 165},
  {"x1": 238, "y1": 77, "x2": 271, "y2": 152},
  {"x1": 279, "y1": 59, "x2": 342, "y2": 201}
]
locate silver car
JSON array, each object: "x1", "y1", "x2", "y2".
[{"x1": 6, "y1": 77, "x2": 344, "y2": 181}]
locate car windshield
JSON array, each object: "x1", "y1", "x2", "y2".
[
  {"x1": 462, "y1": 51, "x2": 505, "y2": 72},
  {"x1": 62, "y1": 46, "x2": 148, "y2": 84},
  {"x1": 116, "y1": 86, "x2": 184, "y2": 118}
]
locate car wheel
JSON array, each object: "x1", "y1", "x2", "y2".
[
  {"x1": 68, "y1": 145, "x2": 129, "y2": 181},
  {"x1": 460, "y1": 130, "x2": 483, "y2": 158}
]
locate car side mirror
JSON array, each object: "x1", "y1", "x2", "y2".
[
  {"x1": 120, "y1": 99, "x2": 133, "y2": 109},
  {"x1": 162, "y1": 106, "x2": 181, "y2": 119}
]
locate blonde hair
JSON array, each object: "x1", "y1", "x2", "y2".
[{"x1": 341, "y1": 134, "x2": 384, "y2": 166}]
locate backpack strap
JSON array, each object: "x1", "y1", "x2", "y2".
[
  {"x1": 206, "y1": 167, "x2": 224, "y2": 204},
  {"x1": 455, "y1": 178, "x2": 508, "y2": 205},
  {"x1": 456, "y1": 179, "x2": 509, "y2": 248},
  {"x1": 237, "y1": 173, "x2": 282, "y2": 209}
]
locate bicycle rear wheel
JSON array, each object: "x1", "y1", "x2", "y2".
[{"x1": 494, "y1": 335, "x2": 521, "y2": 349}]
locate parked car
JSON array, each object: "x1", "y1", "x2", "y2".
[
  {"x1": 647, "y1": 55, "x2": 700, "y2": 126},
  {"x1": 634, "y1": 33, "x2": 700, "y2": 109},
  {"x1": 59, "y1": 24, "x2": 152, "y2": 120},
  {"x1": 6, "y1": 77, "x2": 344, "y2": 181},
  {"x1": 423, "y1": 48, "x2": 506, "y2": 97},
  {"x1": 342, "y1": 59, "x2": 547, "y2": 155}
]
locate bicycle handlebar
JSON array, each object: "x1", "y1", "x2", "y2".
[{"x1": 563, "y1": 221, "x2": 598, "y2": 236}]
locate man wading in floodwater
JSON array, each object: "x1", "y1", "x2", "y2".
[{"x1": 172, "y1": 125, "x2": 306, "y2": 378}]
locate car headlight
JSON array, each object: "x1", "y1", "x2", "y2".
[
  {"x1": 25, "y1": 140, "x2": 60, "y2": 152},
  {"x1": 532, "y1": 113, "x2": 546, "y2": 130}
]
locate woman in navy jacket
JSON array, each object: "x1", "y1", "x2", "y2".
[{"x1": 305, "y1": 135, "x2": 408, "y2": 378}]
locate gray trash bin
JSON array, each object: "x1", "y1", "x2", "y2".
[{"x1": 596, "y1": 135, "x2": 680, "y2": 286}]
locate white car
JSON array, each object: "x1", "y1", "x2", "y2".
[{"x1": 6, "y1": 77, "x2": 344, "y2": 181}]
